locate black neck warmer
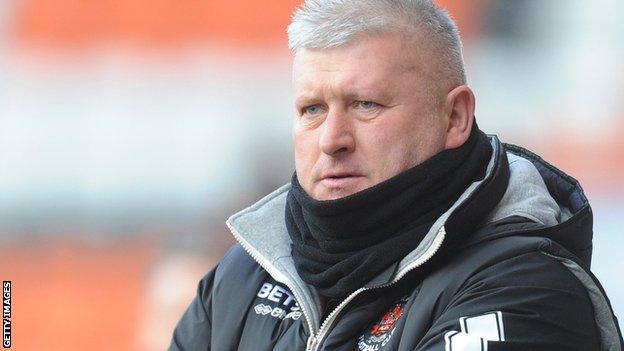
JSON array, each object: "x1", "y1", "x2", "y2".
[{"x1": 285, "y1": 124, "x2": 493, "y2": 299}]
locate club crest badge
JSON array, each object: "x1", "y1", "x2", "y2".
[{"x1": 357, "y1": 296, "x2": 409, "y2": 350}]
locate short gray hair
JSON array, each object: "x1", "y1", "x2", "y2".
[{"x1": 287, "y1": 0, "x2": 466, "y2": 86}]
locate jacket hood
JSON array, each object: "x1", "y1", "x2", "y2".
[
  {"x1": 499, "y1": 144, "x2": 593, "y2": 266},
  {"x1": 225, "y1": 136, "x2": 594, "y2": 320}
]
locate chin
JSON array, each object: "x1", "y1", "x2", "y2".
[{"x1": 318, "y1": 192, "x2": 350, "y2": 201}]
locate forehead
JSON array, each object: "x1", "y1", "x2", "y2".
[
  {"x1": 293, "y1": 33, "x2": 419, "y2": 70},
  {"x1": 292, "y1": 33, "x2": 427, "y2": 96}
]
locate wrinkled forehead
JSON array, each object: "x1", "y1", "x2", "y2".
[
  {"x1": 292, "y1": 31, "x2": 427, "y2": 71},
  {"x1": 291, "y1": 32, "x2": 439, "y2": 98}
]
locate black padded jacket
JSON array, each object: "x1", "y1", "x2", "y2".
[{"x1": 169, "y1": 137, "x2": 623, "y2": 351}]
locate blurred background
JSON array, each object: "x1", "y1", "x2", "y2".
[{"x1": 0, "y1": 0, "x2": 622, "y2": 350}]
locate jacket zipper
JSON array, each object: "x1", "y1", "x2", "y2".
[
  {"x1": 308, "y1": 226, "x2": 447, "y2": 351},
  {"x1": 226, "y1": 221, "x2": 318, "y2": 340},
  {"x1": 228, "y1": 221, "x2": 446, "y2": 351}
]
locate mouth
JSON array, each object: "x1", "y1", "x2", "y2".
[{"x1": 319, "y1": 172, "x2": 365, "y2": 189}]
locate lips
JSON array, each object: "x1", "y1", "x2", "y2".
[
  {"x1": 319, "y1": 171, "x2": 364, "y2": 188},
  {"x1": 321, "y1": 171, "x2": 361, "y2": 179}
]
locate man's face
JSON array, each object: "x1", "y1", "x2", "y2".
[{"x1": 292, "y1": 33, "x2": 449, "y2": 200}]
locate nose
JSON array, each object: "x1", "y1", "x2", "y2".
[{"x1": 318, "y1": 109, "x2": 355, "y2": 156}]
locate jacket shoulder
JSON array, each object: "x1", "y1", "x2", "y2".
[
  {"x1": 415, "y1": 234, "x2": 621, "y2": 350},
  {"x1": 218, "y1": 244, "x2": 258, "y2": 271},
  {"x1": 212, "y1": 244, "x2": 268, "y2": 292}
]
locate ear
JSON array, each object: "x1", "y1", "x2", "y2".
[{"x1": 443, "y1": 85, "x2": 475, "y2": 149}]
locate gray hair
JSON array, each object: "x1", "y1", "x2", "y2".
[{"x1": 287, "y1": 0, "x2": 467, "y2": 86}]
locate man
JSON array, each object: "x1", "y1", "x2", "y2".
[{"x1": 169, "y1": 0, "x2": 623, "y2": 350}]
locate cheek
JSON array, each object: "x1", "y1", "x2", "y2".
[
  {"x1": 293, "y1": 130, "x2": 319, "y2": 179},
  {"x1": 359, "y1": 127, "x2": 412, "y2": 176},
  {"x1": 364, "y1": 120, "x2": 436, "y2": 176},
  {"x1": 380, "y1": 142, "x2": 421, "y2": 175}
]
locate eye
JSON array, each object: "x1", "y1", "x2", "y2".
[
  {"x1": 302, "y1": 104, "x2": 324, "y2": 116},
  {"x1": 356, "y1": 101, "x2": 379, "y2": 109}
]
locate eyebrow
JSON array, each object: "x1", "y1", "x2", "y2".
[{"x1": 295, "y1": 88, "x2": 394, "y2": 106}]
